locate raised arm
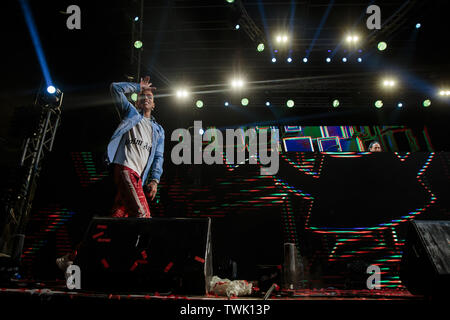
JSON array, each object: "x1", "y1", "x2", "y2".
[{"x1": 110, "y1": 82, "x2": 140, "y2": 117}]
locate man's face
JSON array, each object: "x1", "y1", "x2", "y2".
[
  {"x1": 137, "y1": 91, "x2": 155, "y2": 111},
  {"x1": 369, "y1": 143, "x2": 382, "y2": 152}
]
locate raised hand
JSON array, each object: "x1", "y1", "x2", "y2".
[{"x1": 140, "y1": 76, "x2": 156, "y2": 93}]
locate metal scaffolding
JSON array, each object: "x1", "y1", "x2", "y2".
[{"x1": 0, "y1": 91, "x2": 63, "y2": 267}]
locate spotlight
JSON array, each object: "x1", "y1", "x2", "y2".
[
  {"x1": 134, "y1": 40, "x2": 143, "y2": 49},
  {"x1": 235, "y1": 24, "x2": 240, "y2": 30},
  {"x1": 275, "y1": 33, "x2": 289, "y2": 44},
  {"x1": 377, "y1": 41, "x2": 387, "y2": 51},
  {"x1": 342, "y1": 57, "x2": 347, "y2": 62},
  {"x1": 286, "y1": 100, "x2": 294, "y2": 108},
  {"x1": 241, "y1": 98, "x2": 249, "y2": 106},
  {"x1": 375, "y1": 100, "x2": 383, "y2": 108},
  {"x1": 265, "y1": 101, "x2": 271, "y2": 106},
  {"x1": 131, "y1": 93, "x2": 138, "y2": 102},
  {"x1": 423, "y1": 99, "x2": 431, "y2": 107},
  {"x1": 326, "y1": 57, "x2": 331, "y2": 63},
  {"x1": 41, "y1": 86, "x2": 63, "y2": 107},
  {"x1": 415, "y1": 23, "x2": 421, "y2": 29},
  {"x1": 438, "y1": 90, "x2": 450, "y2": 96},
  {"x1": 357, "y1": 57, "x2": 362, "y2": 63},
  {"x1": 257, "y1": 43, "x2": 265, "y2": 52},
  {"x1": 397, "y1": 102, "x2": 403, "y2": 108},
  {"x1": 199, "y1": 128, "x2": 204, "y2": 135},
  {"x1": 224, "y1": 101, "x2": 229, "y2": 106},
  {"x1": 287, "y1": 57, "x2": 292, "y2": 63},
  {"x1": 332, "y1": 99, "x2": 340, "y2": 108},
  {"x1": 47, "y1": 86, "x2": 56, "y2": 94},
  {"x1": 272, "y1": 57, "x2": 277, "y2": 63},
  {"x1": 303, "y1": 57, "x2": 308, "y2": 63},
  {"x1": 345, "y1": 34, "x2": 360, "y2": 44},
  {"x1": 176, "y1": 88, "x2": 189, "y2": 98},
  {"x1": 134, "y1": 16, "x2": 139, "y2": 22},
  {"x1": 196, "y1": 100, "x2": 204, "y2": 108},
  {"x1": 231, "y1": 78, "x2": 244, "y2": 89},
  {"x1": 226, "y1": 0, "x2": 235, "y2": 3},
  {"x1": 382, "y1": 78, "x2": 396, "y2": 88}
]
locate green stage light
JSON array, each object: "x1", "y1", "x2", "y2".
[
  {"x1": 333, "y1": 99, "x2": 340, "y2": 107},
  {"x1": 241, "y1": 98, "x2": 249, "y2": 106},
  {"x1": 131, "y1": 93, "x2": 138, "y2": 102},
  {"x1": 377, "y1": 41, "x2": 387, "y2": 51},
  {"x1": 375, "y1": 100, "x2": 383, "y2": 108},
  {"x1": 257, "y1": 43, "x2": 265, "y2": 52},
  {"x1": 196, "y1": 100, "x2": 204, "y2": 108},
  {"x1": 286, "y1": 100, "x2": 295, "y2": 108},
  {"x1": 423, "y1": 99, "x2": 431, "y2": 107},
  {"x1": 134, "y1": 40, "x2": 143, "y2": 49}
]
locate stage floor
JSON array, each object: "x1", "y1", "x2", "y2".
[{"x1": 1, "y1": 280, "x2": 443, "y2": 317}]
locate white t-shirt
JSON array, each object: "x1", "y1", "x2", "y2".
[{"x1": 113, "y1": 117, "x2": 153, "y2": 176}]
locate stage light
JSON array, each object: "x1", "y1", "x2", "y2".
[
  {"x1": 397, "y1": 102, "x2": 403, "y2": 108},
  {"x1": 199, "y1": 128, "x2": 204, "y2": 135},
  {"x1": 439, "y1": 90, "x2": 450, "y2": 96},
  {"x1": 303, "y1": 57, "x2": 308, "y2": 63},
  {"x1": 272, "y1": 58, "x2": 277, "y2": 63},
  {"x1": 226, "y1": 0, "x2": 235, "y2": 3},
  {"x1": 286, "y1": 100, "x2": 294, "y2": 108},
  {"x1": 423, "y1": 99, "x2": 431, "y2": 107},
  {"x1": 345, "y1": 34, "x2": 360, "y2": 44},
  {"x1": 415, "y1": 23, "x2": 421, "y2": 29},
  {"x1": 196, "y1": 100, "x2": 204, "y2": 108},
  {"x1": 231, "y1": 78, "x2": 244, "y2": 89},
  {"x1": 332, "y1": 99, "x2": 340, "y2": 108},
  {"x1": 241, "y1": 98, "x2": 249, "y2": 106},
  {"x1": 266, "y1": 101, "x2": 271, "y2": 106},
  {"x1": 235, "y1": 24, "x2": 240, "y2": 30},
  {"x1": 134, "y1": 16, "x2": 139, "y2": 22},
  {"x1": 382, "y1": 79, "x2": 396, "y2": 88},
  {"x1": 357, "y1": 57, "x2": 362, "y2": 62},
  {"x1": 257, "y1": 43, "x2": 265, "y2": 52},
  {"x1": 326, "y1": 57, "x2": 331, "y2": 63},
  {"x1": 176, "y1": 88, "x2": 189, "y2": 98},
  {"x1": 134, "y1": 40, "x2": 143, "y2": 49},
  {"x1": 41, "y1": 86, "x2": 63, "y2": 107},
  {"x1": 47, "y1": 86, "x2": 56, "y2": 94},
  {"x1": 377, "y1": 41, "x2": 387, "y2": 51},
  {"x1": 131, "y1": 93, "x2": 138, "y2": 102},
  {"x1": 224, "y1": 101, "x2": 229, "y2": 106},
  {"x1": 342, "y1": 57, "x2": 347, "y2": 62},
  {"x1": 375, "y1": 100, "x2": 383, "y2": 108},
  {"x1": 275, "y1": 33, "x2": 289, "y2": 44},
  {"x1": 287, "y1": 57, "x2": 292, "y2": 63}
]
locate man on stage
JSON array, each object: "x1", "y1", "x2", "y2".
[
  {"x1": 107, "y1": 76, "x2": 165, "y2": 218},
  {"x1": 57, "y1": 76, "x2": 164, "y2": 271}
]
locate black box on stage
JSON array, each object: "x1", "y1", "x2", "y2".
[
  {"x1": 400, "y1": 220, "x2": 450, "y2": 297},
  {"x1": 76, "y1": 217, "x2": 212, "y2": 294}
]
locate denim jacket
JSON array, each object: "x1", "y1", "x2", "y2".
[{"x1": 107, "y1": 82, "x2": 164, "y2": 186}]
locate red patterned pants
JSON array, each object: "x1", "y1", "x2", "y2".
[{"x1": 111, "y1": 164, "x2": 151, "y2": 218}]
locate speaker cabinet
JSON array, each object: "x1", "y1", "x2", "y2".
[
  {"x1": 400, "y1": 220, "x2": 450, "y2": 298},
  {"x1": 76, "y1": 217, "x2": 212, "y2": 294}
]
